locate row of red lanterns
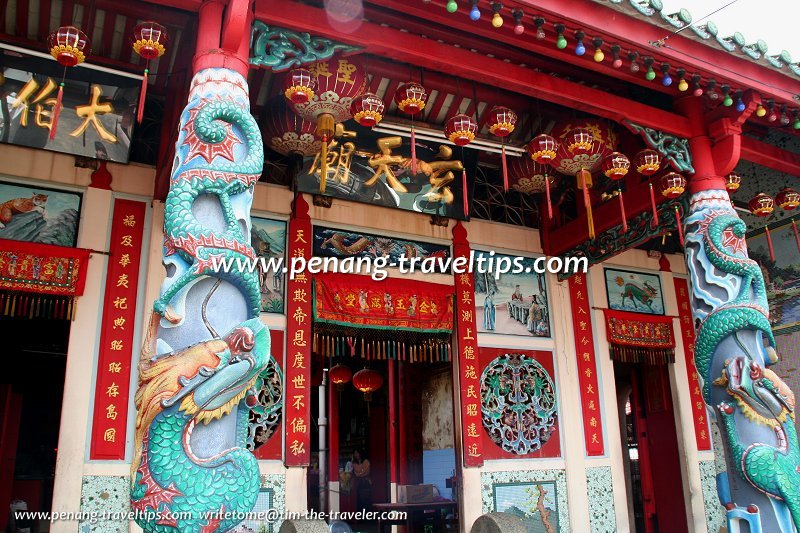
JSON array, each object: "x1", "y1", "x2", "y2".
[{"x1": 329, "y1": 365, "x2": 383, "y2": 401}]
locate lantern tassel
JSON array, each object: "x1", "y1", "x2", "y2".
[
  {"x1": 462, "y1": 168, "x2": 469, "y2": 216},
  {"x1": 49, "y1": 83, "x2": 64, "y2": 141},
  {"x1": 411, "y1": 126, "x2": 417, "y2": 175},
  {"x1": 649, "y1": 183, "x2": 660, "y2": 227},
  {"x1": 674, "y1": 206, "x2": 684, "y2": 246},
  {"x1": 765, "y1": 225, "x2": 775, "y2": 262},
  {"x1": 137, "y1": 67, "x2": 149, "y2": 124},
  {"x1": 501, "y1": 144, "x2": 509, "y2": 192},
  {"x1": 320, "y1": 140, "x2": 328, "y2": 194},
  {"x1": 580, "y1": 171, "x2": 595, "y2": 240},
  {"x1": 618, "y1": 189, "x2": 628, "y2": 233},
  {"x1": 793, "y1": 219, "x2": 800, "y2": 253},
  {"x1": 544, "y1": 175, "x2": 553, "y2": 220}
]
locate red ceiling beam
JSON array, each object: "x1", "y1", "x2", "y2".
[
  {"x1": 254, "y1": 0, "x2": 692, "y2": 137},
  {"x1": 741, "y1": 136, "x2": 800, "y2": 177}
]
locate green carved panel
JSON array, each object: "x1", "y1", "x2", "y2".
[{"x1": 250, "y1": 21, "x2": 362, "y2": 72}]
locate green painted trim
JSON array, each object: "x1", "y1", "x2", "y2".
[{"x1": 250, "y1": 21, "x2": 362, "y2": 72}]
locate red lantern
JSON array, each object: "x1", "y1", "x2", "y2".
[
  {"x1": 350, "y1": 92, "x2": 385, "y2": 127},
  {"x1": 47, "y1": 26, "x2": 89, "y2": 140},
  {"x1": 444, "y1": 114, "x2": 478, "y2": 146},
  {"x1": 776, "y1": 187, "x2": 800, "y2": 210},
  {"x1": 602, "y1": 152, "x2": 630, "y2": 180},
  {"x1": 527, "y1": 134, "x2": 559, "y2": 164},
  {"x1": 264, "y1": 98, "x2": 321, "y2": 157},
  {"x1": 488, "y1": 107, "x2": 517, "y2": 192},
  {"x1": 284, "y1": 68, "x2": 316, "y2": 105},
  {"x1": 634, "y1": 149, "x2": 661, "y2": 176},
  {"x1": 660, "y1": 172, "x2": 686, "y2": 199},
  {"x1": 394, "y1": 82, "x2": 428, "y2": 115},
  {"x1": 725, "y1": 172, "x2": 742, "y2": 193},
  {"x1": 508, "y1": 157, "x2": 557, "y2": 219},
  {"x1": 132, "y1": 22, "x2": 169, "y2": 124},
  {"x1": 749, "y1": 193, "x2": 774, "y2": 217},
  {"x1": 564, "y1": 128, "x2": 596, "y2": 156},
  {"x1": 329, "y1": 365, "x2": 353, "y2": 391},
  {"x1": 551, "y1": 122, "x2": 616, "y2": 175},
  {"x1": 352, "y1": 368, "x2": 383, "y2": 401}
]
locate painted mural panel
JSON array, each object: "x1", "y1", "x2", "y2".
[
  {"x1": 604, "y1": 267, "x2": 665, "y2": 315},
  {"x1": 313, "y1": 226, "x2": 451, "y2": 271},
  {"x1": 252, "y1": 216, "x2": 286, "y2": 314},
  {"x1": 0, "y1": 180, "x2": 81, "y2": 247},
  {"x1": 493, "y1": 482, "x2": 560, "y2": 533},
  {"x1": 473, "y1": 250, "x2": 550, "y2": 337},
  {"x1": 748, "y1": 222, "x2": 800, "y2": 335}
]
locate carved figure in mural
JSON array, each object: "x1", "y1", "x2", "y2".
[
  {"x1": 483, "y1": 289, "x2": 496, "y2": 331},
  {"x1": 684, "y1": 190, "x2": 798, "y2": 532},
  {"x1": 616, "y1": 276, "x2": 658, "y2": 312},
  {"x1": 131, "y1": 68, "x2": 282, "y2": 533}
]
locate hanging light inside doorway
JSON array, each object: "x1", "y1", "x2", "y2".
[
  {"x1": 329, "y1": 364, "x2": 353, "y2": 391},
  {"x1": 132, "y1": 22, "x2": 169, "y2": 124},
  {"x1": 353, "y1": 368, "x2": 383, "y2": 402}
]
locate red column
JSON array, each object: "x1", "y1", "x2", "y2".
[
  {"x1": 674, "y1": 96, "x2": 727, "y2": 193},
  {"x1": 388, "y1": 359, "x2": 398, "y2": 486},
  {"x1": 452, "y1": 222, "x2": 484, "y2": 467},
  {"x1": 193, "y1": 0, "x2": 251, "y2": 77},
  {"x1": 284, "y1": 194, "x2": 312, "y2": 466}
]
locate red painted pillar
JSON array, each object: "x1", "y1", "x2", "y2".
[
  {"x1": 674, "y1": 96, "x2": 726, "y2": 193},
  {"x1": 388, "y1": 359, "x2": 398, "y2": 487},
  {"x1": 193, "y1": 0, "x2": 251, "y2": 78},
  {"x1": 398, "y1": 362, "x2": 408, "y2": 485}
]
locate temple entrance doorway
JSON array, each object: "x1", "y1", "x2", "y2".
[
  {"x1": 0, "y1": 307, "x2": 72, "y2": 533},
  {"x1": 615, "y1": 362, "x2": 688, "y2": 533}
]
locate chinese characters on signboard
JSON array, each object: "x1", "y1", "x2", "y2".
[
  {"x1": 673, "y1": 277, "x2": 711, "y2": 450},
  {"x1": 568, "y1": 273, "x2": 605, "y2": 456},
  {"x1": 90, "y1": 199, "x2": 146, "y2": 459},
  {"x1": 1, "y1": 48, "x2": 139, "y2": 163}
]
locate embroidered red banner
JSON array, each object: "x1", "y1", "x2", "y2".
[
  {"x1": 90, "y1": 199, "x2": 146, "y2": 460},
  {"x1": 284, "y1": 195, "x2": 312, "y2": 467},
  {"x1": 0, "y1": 238, "x2": 90, "y2": 295},
  {"x1": 453, "y1": 223, "x2": 483, "y2": 467},
  {"x1": 674, "y1": 277, "x2": 711, "y2": 451},
  {"x1": 313, "y1": 274, "x2": 454, "y2": 333},
  {"x1": 604, "y1": 309, "x2": 675, "y2": 364},
  {"x1": 568, "y1": 273, "x2": 604, "y2": 456}
]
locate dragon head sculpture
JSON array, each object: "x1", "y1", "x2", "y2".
[{"x1": 715, "y1": 355, "x2": 795, "y2": 428}]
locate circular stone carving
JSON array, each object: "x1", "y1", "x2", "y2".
[{"x1": 480, "y1": 353, "x2": 557, "y2": 455}]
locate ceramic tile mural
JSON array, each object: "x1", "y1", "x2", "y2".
[
  {"x1": 699, "y1": 460, "x2": 726, "y2": 533},
  {"x1": 481, "y1": 469, "x2": 569, "y2": 533},
  {"x1": 252, "y1": 216, "x2": 286, "y2": 314},
  {"x1": 0, "y1": 180, "x2": 82, "y2": 246},
  {"x1": 604, "y1": 267, "x2": 665, "y2": 315},
  {"x1": 586, "y1": 466, "x2": 616, "y2": 533},
  {"x1": 79, "y1": 476, "x2": 130, "y2": 533}
]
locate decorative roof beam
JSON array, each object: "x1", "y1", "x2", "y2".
[{"x1": 253, "y1": 0, "x2": 692, "y2": 137}]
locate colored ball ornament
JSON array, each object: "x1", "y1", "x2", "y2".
[
  {"x1": 575, "y1": 41, "x2": 586, "y2": 56},
  {"x1": 514, "y1": 22, "x2": 525, "y2": 35},
  {"x1": 446, "y1": 0, "x2": 458, "y2": 12},
  {"x1": 353, "y1": 368, "x2": 383, "y2": 401},
  {"x1": 527, "y1": 134, "x2": 559, "y2": 164},
  {"x1": 552, "y1": 122, "x2": 616, "y2": 175},
  {"x1": 283, "y1": 68, "x2": 316, "y2": 105},
  {"x1": 678, "y1": 78, "x2": 688, "y2": 92},
  {"x1": 132, "y1": 21, "x2": 168, "y2": 60},
  {"x1": 723, "y1": 94, "x2": 733, "y2": 107},
  {"x1": 394, "y1": 81, "x2": 428, "y2": 115},
  {"x1": 350, "y1": 92, "x2": 385, "y2": 127},
  {"x1": 660, "y1": 172, "x2": 686, "y2": 199},
  {"x1": 633, "y1": 149, "x2": 661, "y2": 176},
  {"x1": 444, "y1": 114, "x2": 478, "y2": 146},
  {"x1": 487, "y1": 106, "x2": 517, "y2": 137},
  {"x1": 593, "y1": 48, "x2": 605, "y2": 62},
  {"x1": 662, "y1": 73, "x2": 672, "y2": 86},
  {"x1": 645, "y1": 67, "x2": 656, "y2": 81},
  {"x1": 492, "y1": 12, "x2": 503, "y2": 28},
  {"x1": 329, "y1": 364, "x2": 353, "y2": 390},
  {"x1": 508, "y1": 157, "x2": 558, "y2": 194},
  {"x1": 264, "y1": 98, "x2": 322, "y2": 157},
  {"x1": 48, "y1": 26, "x2": 89, "y2": 66},
  {"x1": 556, "y1": 33, "x2": 567, "y2": 49},
  {"x1": 602, "y1": 152, "x2": 630, "y2": 180},
  {"x1": 756, "y1": 104, "x2": 767, "y2": 117},
  {"x1": 612, "y1": 57, "x2": 623, "y2": 68},
  {"x1": 725, "y1": 172, "x2": 741, "y2": 193},
  {"x1": 470, "y1": 3, "x2": 481, "y2": 20},
  {"x1": 776, "y1": 187, "x2": 800, "y2": 210},
  {"x1": 749, "y1": 193, "x2": 774, "y2": 217},
  {"x1": 736, "y1": 97, "x2": 746, "y2": 112}
]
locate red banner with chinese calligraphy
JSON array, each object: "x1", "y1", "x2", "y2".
[
  {"x1": 453, "y1": 223, "x2": 483, "y2": 467},
  {"x1": 313, "y1": 273, "x2": 454, "y2": 333},
  {"x1": 673, "y1": 277, "x2": 711, "y2": 451},
  {"x1": 0, "y1": 239, "x2": 90, "y2": 295},
  {"x1": 568, "y1": 273, "x2": 604, "y2": 456},
  {"x1": 90, "y1": 199, "x2": 146, "y2": 459},
  {"x1": 603, "y1": 309, "x2": 675, "y2": 365},
  {"x1": 284, "y1": 195, "x2": 312, "y2": 466}
]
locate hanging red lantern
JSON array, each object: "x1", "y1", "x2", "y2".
[
  {"x1": 725, "y1": 172, "x2": 742, "y2": 193},
  {"x1": 350, "y1": 92, "x2": 385, "y2": 127},
  {"x1": 508, "y1": 157, "x2": 557, "y2": 219},
  {"x1": 329, "y1": 364, "x2": 353, "y2": 391},
  {"x1": 634, "y1": 149, "x2": 661, "y2": 175},
  {"x1": 564, "y1": 128, "x2": 596, "y2": 156},
  {"x1": 444, "y1": 114, "x2": 478, "y2": 146},
  {"x1": 394, "y1": 81, "x2": 428, "y2": 175},
  {"x1": 487, "y1": 106, "x2": 517, "y2": 192},
  {"x1": 660, "y1": 172, "x2": 686, "y2": 199},
  {"x1": 749, "y1": 193, "x2": 774, "y2": 217},
  {"x1": 132, "y1": 22, "x2": 168, "y2": 124},
  {"x1": 602, "y1": 152, "x2": 631, "y2": 232},
  {"x1": 263, "y1": 98, "x2": 321, "y2": 157},
  {"x1": 283, "y1": 68, "x2": 316, "y2": 105},
  {"x1": 551, "y1": 121, "x2": 616, "y2": 175},
  {"x1": 527, "y1": 134, "x2": 560, "y2": 164},
  {"x1": 776, "y1": 187, "x2": 800, "y2": 210},
  {"x1": 352, "y1": 368, "x2": 383, "y2": 401},
  {"x1": 47, "y1": 26, "x2": 89, "y2": 140}
]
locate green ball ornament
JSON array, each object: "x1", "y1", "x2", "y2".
[
  {"x1": 446, "y1": 0, "x2": 457, "y2": 12},
  {"x1": 723, "y1": 94, "x2": 733, "y2": 107},
  {"x1": 645, "y1": 67, "x2": 656, "y2": 81},
  {"x1": 556, "y1": 35, "x2": 567, "y2": 49}
]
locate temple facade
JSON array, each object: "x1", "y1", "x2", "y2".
[{"x1": 0, "y1": 1, "x2": 799, "y2": 532}]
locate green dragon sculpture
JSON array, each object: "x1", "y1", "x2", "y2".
[{"x1": 132, "y1": 68, "x2": 281, "y2": 533}]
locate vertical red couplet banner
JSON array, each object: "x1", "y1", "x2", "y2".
[
  {"x1": 284, "y1": 195, "x2": 312, "y2": 466},
  {"x1": 673, "y1": 277, "x2": 711, "y2": 451},
  {"x1": 567, "y1": 273, "x2": 605, "y2": 456},
  {"x1": 90, "y1": 199, "x2": 146, "y2": 459},
  {"x1": 452, "y1": 223, "x2": 483, "y2": 467}
]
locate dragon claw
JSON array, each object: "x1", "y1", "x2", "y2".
[{"x1": 718, "y1": 402, "x2": 735, "y2": 415}]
